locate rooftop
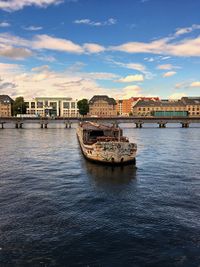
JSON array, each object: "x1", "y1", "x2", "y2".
[
  {"x1": 0, "y1": 95, "x2": 13, "y2": 104},
  {"x1": 181, "y1": 97, "x2": 200, "y2": 105},
  {"x1": 89, "y1": 95, "x2": 116, "y2": 105},
  {"x1": 134, "y1": 99, "x2": 186, "y2": 108},
  {"x1": 35, "y1": 97, "x2": 73, "y2": 101},
  {"x1": 81, "y1": 121, "x2": 117, "y2": 131}
]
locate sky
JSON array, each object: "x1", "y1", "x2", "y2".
[{"x1": 0, "y1": 0, "x2": 200, "y2": 100}]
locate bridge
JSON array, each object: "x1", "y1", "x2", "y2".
[{"x1": 0, "y1": 116, "x2": 200, "y2": 129}]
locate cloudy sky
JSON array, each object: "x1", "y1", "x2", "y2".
[{"x1": 0, "y1": 0, "x2": 200, "y2": 100}]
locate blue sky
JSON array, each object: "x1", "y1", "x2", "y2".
[{"x1": 0, "y1": 0, "x2": 200, "y2": 100}]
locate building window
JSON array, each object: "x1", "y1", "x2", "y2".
[
  {"x1": 37, "y1": 101, "x2": 43, "y2": 108},
  {"x1": 31, "y1": 102, "x2": 35, "y2": 108},
  {"x1": 63, "y1": 102, "x2": 70, "y2": 109},
  {"x1": 25, "y1": 102, "x2": 29, "y2": 108},
  {"x1": 49, "y1": 102, "x2": 57, "y2": 109},
  {"x1": 71, "y1": 102, "x2": 76, "y2": 109}
]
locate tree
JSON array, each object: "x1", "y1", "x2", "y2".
[
  {"x1": 77, "y1": 99, "x2": 89, "y2": 116},
  {"x1": 13, "y1": 96, "x2": 26, "y2": 116}
]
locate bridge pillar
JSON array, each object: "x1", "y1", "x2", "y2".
[
  {"x1": 158, "y1": 123, "x2": 166, "y2": 128},
  {"x1": 65, "y1": 121, "x2": 71, "y2": 129},
  {"x1": 181, "y1": 122, "x2": 189, "y2": 128},
  {"x1": 135, "y1": 122, "x2": 143, "y2": 128}
]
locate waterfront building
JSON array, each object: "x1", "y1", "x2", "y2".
[
  {"x1": 132, "y1": 99, "x2": 187, "y2": 116},
  {"x1": 0, "y1": 95, "x2": 13, "y2": 117},
  {"x1": 116, "y1": 97, "x2": 160, "y2": 116},
  {"x1": 116, "y1": 99, "x2": 132, "y2": 116},
  {"x1": 181, "y1": 97, "x2": 200, "y2": 117},
  {"x1": 25, "y1": 97, "x2": 79, "y2": 117},
  {"x1": 89, "y1": 95, "x2": 117, "y2": 117}
]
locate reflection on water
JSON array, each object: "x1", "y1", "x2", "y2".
[
  {"x1": 83, "y1": 158, "x2": 137, "y2": 186},
  {"x1": 1, "y1": 126, "x2": 200, "y2": 266}
]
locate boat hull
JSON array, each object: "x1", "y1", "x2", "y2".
[{"x1": 77, "y1": 127, "x2": 137, "y2": 165}]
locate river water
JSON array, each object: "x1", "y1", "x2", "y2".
[{"x1": 0, "y1": 123, "x2": 200, "y2": 266}]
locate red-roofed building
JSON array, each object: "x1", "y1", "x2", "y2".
[{"x1": 116, "y1": 97, "x2": 160, "y2": 115}]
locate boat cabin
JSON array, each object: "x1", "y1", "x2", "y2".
[{"x1": 80, "y1": 122, "x2": 123, "y2": 144}]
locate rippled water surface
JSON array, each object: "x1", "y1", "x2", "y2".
[{"x1": 0, "y1": 124, "x2": 200, "y2": 266}]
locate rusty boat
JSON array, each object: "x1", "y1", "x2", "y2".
[{"x1": 76, "y1": 121, "x2": 137, "y2": 165}]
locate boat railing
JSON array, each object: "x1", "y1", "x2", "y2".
[{"x1": 96, "y1": 136, "x2": 129, "y2": 142}]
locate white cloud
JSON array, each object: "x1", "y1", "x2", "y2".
[
  {"x1": 175, "y1": 81, "x2": 189, "y2": 89},
  {"x1": 157, "y1": 64, "x2": 180, "y2": 70},
  {"x1": 0, "y1": 64, "x2": 120, "y2": 99},
  {"x1": 0, "y1": 33, "x2": 30, "y2": 47},
  {"x1": 0, "y1": 62, "x2": 145, "y2": 100},
  {"x1": 107, "y1": 18, "x2": 117, "y2": 25},
  {"x1": 110, "y1": 38, "x2": 169, "y2": 54},
  {"x1": 110, "y1": 60, "x2": 146, "y2": 72},
  {"x1": 190, "y1": 81, "x2": 200, "y2": 87},
  {"x1": 31, "y1": 65, "x2": 50, "y2": 72},
  {"x1": 108, "y1": 59, "x2": 155, "y2": 80},
  {"x1": 83, "y1": 72, "x2": 118, "y2": 80},
  {"x1": 175, "y1": 24, "x2": 200, "y2": 36},
  {"x1": 37, "y1": 55, "x2": 56, "y2": 62},
  {"x1": 144, "y1": 57, "x2": 155, "y2": 62},
  {"x1": 0, "y1": 44, "x2": 33, "y2": 59},
  {"x1": 163, "y1": 71, "x2": 176, "y2": 78},
  {"x1": 83, "y1": 43, "x2": 105, "y2": 53},
  {"x1": 110, "y1": 35, "x2": 200, "y2": 57},
  {"x1": 0, "y1": 0, "x2": 63, "y2": 12},
  {"x1": 2, "y1": 25, "x2": 200, "y2": 60},
  {"x1": 67, "y1": 62, "x2": 86, "y2": 72},
  {"x1": 124, "y1": 63, "x2": 146, "y2": 72},
  {"x1": 0, "y1": 62, "x2": 22, "y2": 73},
  {"x1": 0, "y1": 21, "x2": 10, "y2": 27},
  {"x1": 32, "y1": 35, "x2": 105, "y2": 54},
  {"x1": 33, "y1": 34, "x2": 84, "y2": 54},
  {"x1": 74, "y1": 19, "x2": 92, "y2": 25},
  {"x1": 0, "y1": 33, "x2": 105, "y2": 57},
  {"x1": 0, "y1": 81, "x2": 16, "y2": 90},
  {"x1": 117, "y1": 74, "x2": 144, "y2": 83},
  {"x1": 169, "y1": 93, "x2": 187, "y2": 99},
  {"x1": 160, "y1": 56, "x2": 171, "y2": 60},
  {"x1": 23, "y1": 25, "x2": 43, "y2": 31},
  {"x1": 117, "y1": 85, "x2": 143, "y2": 99},
  {"x1": 74, "y1": 18, "x2": 117, "y2": 26}
]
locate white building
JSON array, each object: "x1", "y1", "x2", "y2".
[{"x1": 25, "y1": 97, "x2": 79, "y2": 117}]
